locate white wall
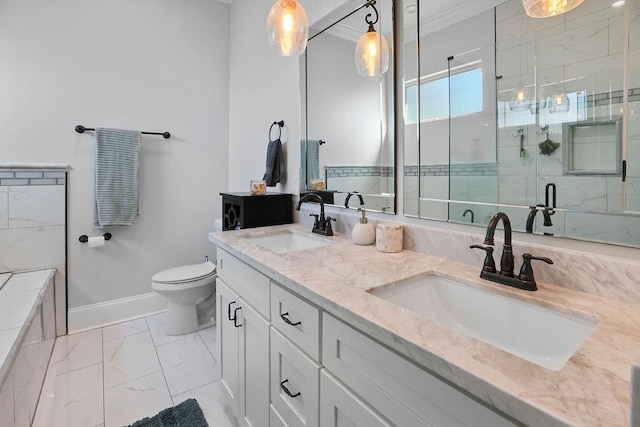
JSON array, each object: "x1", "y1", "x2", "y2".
[
  {"x1": 307, "y1": 34, "x2": 382, "y2": 168},
  {"x1": 227, "y1": 0, "x2": 353, "y2": 194},
  {"x1": 228, "y1": 0, "x2": 303, "y2": 194},
  {"x1": 0, "y1": 0, "x2": 230, "y2": 311}
]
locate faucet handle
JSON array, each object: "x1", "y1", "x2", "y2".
[
  {"x1": 325, "y1": 216, "x2": 336, "y2": 236},
  {"x1": 518, "y1": 253, "x2": 553, "y2": 285},
  {"x1": 470, "y1": 245, "x2": 496, "y2": 273},
  {"x1": 309, "y1": 214, "x2": 320, "y2": 229}
]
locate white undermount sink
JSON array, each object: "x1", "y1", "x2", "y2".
[
  {"x1": 244, "y1": 230, "x2": 332, "y2": 254},
  {"x1": 369, "y1": 274, "x2": 597, "y2": 371}
]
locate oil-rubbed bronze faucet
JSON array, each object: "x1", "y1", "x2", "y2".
[
  {"x1": 296, "y1": 193, "x2": 336, "y2": 236},
  {"x1": 471, "y1": 212, "x2": 553, "y2": 291},
  {"x1": 525, "y1": 204, "x2": 553, "y2": 234},
  {"x1": 344, "y1": 191, "x2": 364, "y2": 208}
]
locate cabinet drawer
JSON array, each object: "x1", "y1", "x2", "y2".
[
  {"x1": 271, "y1": 327, "x2": 320, "y2": 427},
  {"x1": 322, "y1": 313, "x2": 515, "y2": 427},
  {"x1": 217, "y1": 248, "x2": 270, "y2": 319},
  {"x1": 320, "y1": 370, "x2": 390, "y2": 427},
  {"x1": 271, "y1": 283, "x2": 321, "y2": 360}
]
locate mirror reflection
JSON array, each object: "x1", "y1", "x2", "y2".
[
  {"x1": 301, "y1": 0, "x2": 395, "y2": 213},
  {"x1": 403, "y1": 0, "x2": 640, "y2": 248}
]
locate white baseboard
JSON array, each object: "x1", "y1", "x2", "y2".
[{"x1": 68, "y1": 292, "x2": 167, "y2": 334}]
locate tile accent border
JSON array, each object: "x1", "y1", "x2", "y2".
[
  {"x1": 0, "y1": 169, "x2": 66, "y2": 186},
  {"x1": 404, "y1": 163, "x2": 498, "y2": 177},
  {"x1": 326, "y1": 166, "x2": 394, "y2": 178},
  {"x1": 584, "y1": 88, "x2": 640, "y2": 107}
]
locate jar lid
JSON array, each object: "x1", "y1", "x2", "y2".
[{"x1": 376, "y1": 223, "x2": 403, "y2": 230}]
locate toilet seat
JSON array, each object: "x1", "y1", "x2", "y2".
[{"x1": 152, "y1": 261, "x2": 216, "y2": 284}]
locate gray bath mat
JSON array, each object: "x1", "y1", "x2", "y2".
[{"x1": 128, "y1": 398, "x2": 208, "y2": 427}]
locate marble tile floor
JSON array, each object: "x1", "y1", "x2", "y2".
[{"x1": 31, "y1": 313, "x2": 238, "y2": 427}]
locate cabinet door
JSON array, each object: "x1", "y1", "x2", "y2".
[
  {"x1": 270, "y1": 404, "x2": 289, "y2": 427},
  {"x1": 238, "y1": 297, "x2": 270, "y2": 427},
  {"x1": 270, "y1": 327, "x2": 320, "y2": 427},
  {"x1": 320, "y1": 370, "x2": 391, "y2": 427},
  {"x1": 217, "y1": 279, "x2": 240, "y2": 417}
]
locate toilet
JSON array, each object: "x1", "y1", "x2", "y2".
[{"x1": 151, "y1": 260, "x2": 217, "y2": 336}]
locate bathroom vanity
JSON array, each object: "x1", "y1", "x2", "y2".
[{"x1": 210, "y1": 224, "x2": 640, "y2": 426}]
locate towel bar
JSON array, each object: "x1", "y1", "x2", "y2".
[{"x1": 75, "y1": 125, "x2": 171, "y2": 139}]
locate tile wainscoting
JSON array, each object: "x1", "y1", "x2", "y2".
[{"x1": 0, "y1": 165, "x2": 68, "y2": 337}]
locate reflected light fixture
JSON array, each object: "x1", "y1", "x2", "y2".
[
  {"x1": 529, "y1": 96, "x2": 548, "y2": 115},
  {"x1": 522, "y1": 0, "x2": 584, "y2": 18},
  {"x1": 549, "y1": 90, "x2": 570, "y2": 113},
  {"x1": 355, "y1": 0, "x2": 389, "y2": 77},
  {"x1": 266, "y1": 0, "x2": 309, "y2": 56},
  {"x1": 510, "y1": 83, "x2": 532, "y2": 111}
]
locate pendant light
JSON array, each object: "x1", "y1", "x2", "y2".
[
  {"x1": 549, "y1": 90, "x2": 570, "y2": 113},
  {"x1": 522, "y1": 0, "x2": 584, "y2": 18},
  {"x1": 266, "y1": 0, "x2": 309, "y2": 56},
  {"x1": 355, "y1": 1, "x2": 389, "y2": 77},
  {"x1": 510, "y1": 83, "x2": 532, "y2": 111}
]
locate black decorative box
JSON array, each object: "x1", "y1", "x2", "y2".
[{"x1": 221, "y1": 192, "x2": 293, "y2": 231}]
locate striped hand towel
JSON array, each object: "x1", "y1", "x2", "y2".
[
  {"x1": 300, "y1": 139, "x2": 320, "y2": 188},
  {"x1": 94, "y1": 128, "x2": 141, "y2": 227}
]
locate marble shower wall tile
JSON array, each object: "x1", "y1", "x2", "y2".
[
  {"x1": 0, "y1": 226, "x2": 65, "y2": 272},
  {"x1": 0, "y1": 187, "x2": 7, "y2": 230},
  {"x1": 627, "y1": 178, "x2": 640, "y2": 211},
  {"x1": 8, "y1": 185, "x2": 65, "y2": 229},
  {"x1": 537, "y1": 176, "x2": 607, "y2": 211}
]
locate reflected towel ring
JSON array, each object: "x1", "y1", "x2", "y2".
[{"x1": 269, "y1": 120, "x2": 284, "y2": 141}]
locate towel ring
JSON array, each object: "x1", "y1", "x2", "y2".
[{"x1": 269, "y1": 120, "x2": 284, "y2": 141}]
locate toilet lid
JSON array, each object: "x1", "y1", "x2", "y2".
[{"x1": 152, "y1": 261, "x2": 216, "y2": 284}]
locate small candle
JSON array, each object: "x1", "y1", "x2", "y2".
[{"x1": 250, "y1": 180, "x2": 266, "y2": 195}]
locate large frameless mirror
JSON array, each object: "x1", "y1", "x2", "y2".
[
  {"x1": 301, "y1": 0, "x2": 396, "y2": 213},
  {"x1": 403, "y1": 0, "x2": 640, "y2": 248}
]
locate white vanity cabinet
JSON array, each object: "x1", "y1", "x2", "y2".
[
  {"x1": 216, "y1": 249, "x2": 271, "y2": 427},
  {"x1": 319, "y1": 370, "x2": 391, "y2": 427},
  {"x1": 217, "y1": 247, "x2": 515, "y2": 427}
]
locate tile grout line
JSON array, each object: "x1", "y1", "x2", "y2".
[
  {"x1": 167, "y1": 333, "x2": 218, "y2": 399},
  {"x1": 146, "y1": 315, "x2": 175, "y2": 406},
  {"x1": 101, "y1": 327, "x2": 106, "y2": 427},
  {"x1": 198, "y1": 330, "x2": 218, "y2": 362}
]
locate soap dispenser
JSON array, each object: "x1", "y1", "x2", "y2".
[{"x1": 352, "y1": 209, "x2": 376, "y2": 245}]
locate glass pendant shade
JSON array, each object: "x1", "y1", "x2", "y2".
[
  {"x1": 529, "y1": 96, "x2": 548, "y2": 114},
  {"x1": 549, "y1": 91, "x2": 570, "y2": 113},
  {"x1": 266, "y1": 0, "x2": 308, "y2": 56},
  {"x1": 355, "y1": 29, "x2": 389, "y2": 77},
  {"x1": 509, "y1": 84, "x2": 532, "y2": 111},
  {"x1": 522, "y1": 0, "x2": 584, "y2": 18}
]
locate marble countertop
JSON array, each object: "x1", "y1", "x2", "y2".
[{"x1": 210, "y1": 224, "x2": 640, "y2": 426}]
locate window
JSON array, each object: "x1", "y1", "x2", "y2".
[{"x1": 405, "y1": 67, "x2": 483, "y2": 124}]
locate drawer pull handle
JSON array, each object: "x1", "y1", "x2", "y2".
[
  {"x1": 228, "y1": 301, "x2": 237, "y2": 321},
  {"x1": 280, "y1": 379, "x2": 301, "y2": 398},
  {"x1": 233, "y1": 307, "x2": 242, "y2": 327},
  {"x1": 280, "y1": 312, "x2": 302, "y2": 327}
]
